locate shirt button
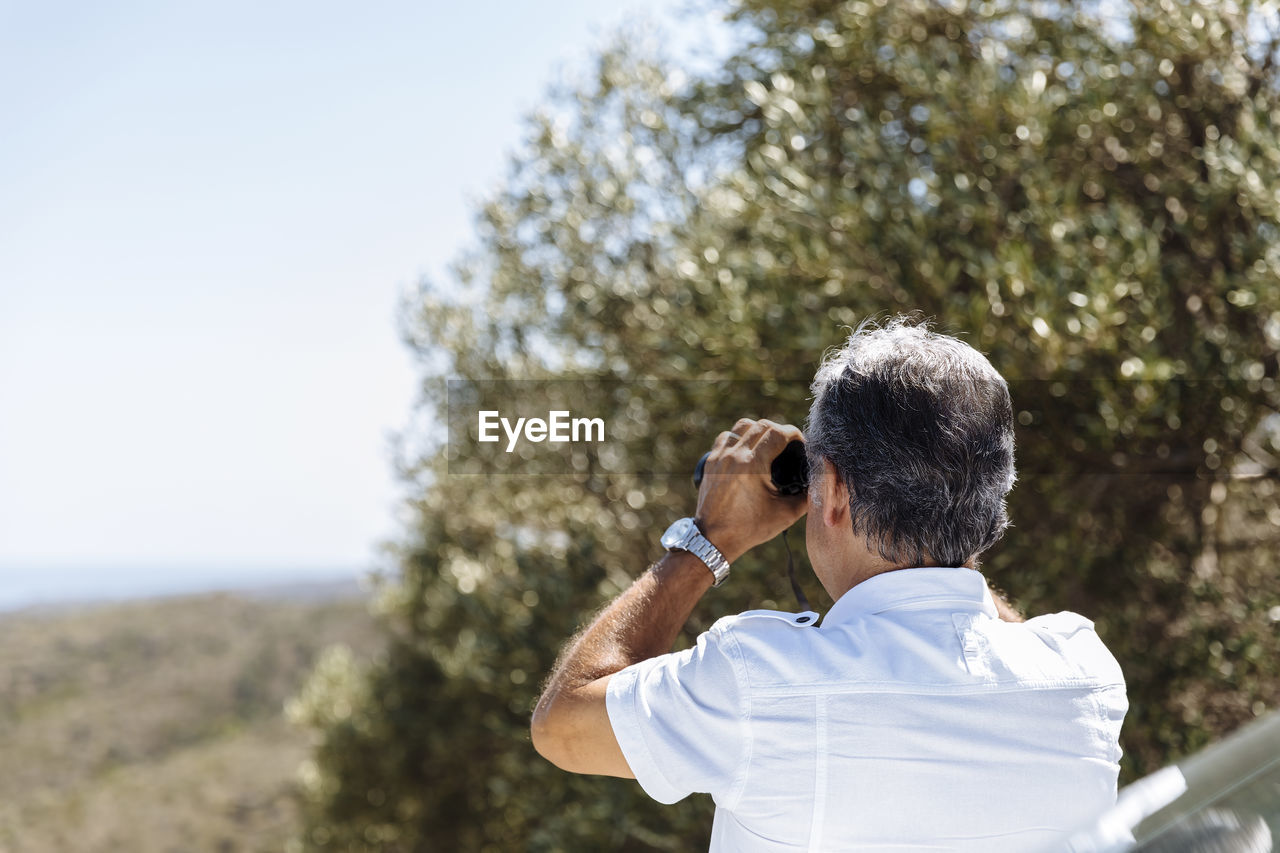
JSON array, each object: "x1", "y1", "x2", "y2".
[{"x1": 796, "y1": 615, "x2": 811, "y2": 624}]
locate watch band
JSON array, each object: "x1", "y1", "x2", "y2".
[
  {"x1": 662, "y1": 517, "x2": 731, "y2": 586},
  {"x1": 688, "y1": 533, "x2": 731, "y2": 587}
]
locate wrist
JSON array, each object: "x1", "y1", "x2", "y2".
[
  {"x1": 660, "y1": 516, "x2": 732, "y2": 586},
  {"x1": 693, "y1": 518, "x2": 747, "y2": 564},
  {"x1": 652, "y1": 549, "x2": 718, "y2": 589}
]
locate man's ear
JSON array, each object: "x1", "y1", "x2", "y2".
[{"x1": 821, "y1": 458, "x2": 848, "y2": 528}]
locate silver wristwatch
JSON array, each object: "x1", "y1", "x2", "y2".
[{"x1": 660, "y1": 517, "x2": 731, "y2": 587}]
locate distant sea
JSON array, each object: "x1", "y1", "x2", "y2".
[{"x1": 0, "y1": 564, "x2": 370, "y2": 612}]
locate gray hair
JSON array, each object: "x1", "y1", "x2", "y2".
[{"x1": 806, "y1": 317, "x2": 1016, "y2": 568}]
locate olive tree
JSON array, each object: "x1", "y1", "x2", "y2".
[{"x1": 291, "y1": 1, "x2": 1280, "y2": 848}]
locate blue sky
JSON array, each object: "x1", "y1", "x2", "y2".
[{"x1": 0, "y1": 0, "x2": 729, "y2": 603}]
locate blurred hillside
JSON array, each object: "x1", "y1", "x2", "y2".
[{"x1": 0, "y1": 587, "x2": 380, "y2": 853}]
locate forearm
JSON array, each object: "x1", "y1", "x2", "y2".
[
  {"x1": 531, "y1": 418, "x2": 806, "y2": 776},
  {"x1": 530, "y1": 550, "x2": 713, "y2": 775},
  {"x1": 536, "y1": 550, "x2": 713, "y2": 699}
]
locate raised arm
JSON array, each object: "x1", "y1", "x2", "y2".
[{"x1": 530, "y1": 418, "x2": 807, "y2": 776}]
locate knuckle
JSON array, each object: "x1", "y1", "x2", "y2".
[
  {"x1": 758, "y1": 426, "x2": 786, "y2": 444},
  {"x1": 733, "y1": 417, "x2": 756, "y2": 432}
]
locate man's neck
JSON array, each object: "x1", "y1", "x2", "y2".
[{"x1": 825, "y1": 555, "x2": 977, "y2": 602}]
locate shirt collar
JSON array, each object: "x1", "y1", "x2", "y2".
[{"x1": 822, "y1": 566, "x2": 999, "y2": 626}]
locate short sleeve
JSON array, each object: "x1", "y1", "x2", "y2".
[{"x1": 605, "y1": 625, "x2": 747, "y2": 806}]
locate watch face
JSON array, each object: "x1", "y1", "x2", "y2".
[{"x1": 661, "y1": 517, "x2": 693, "y2": 549}]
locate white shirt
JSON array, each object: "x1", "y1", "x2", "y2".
[{"x1": 606, "y1": 567, "x2": 1128, "y2": 852}]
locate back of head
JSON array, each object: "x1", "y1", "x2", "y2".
[{"x1": 806, "y1": 316, "x2": 1016, "y2": 568}]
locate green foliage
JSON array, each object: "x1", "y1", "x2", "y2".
[{"x1": 294, "y1": 0, "x2": 1280, "y2": 848}]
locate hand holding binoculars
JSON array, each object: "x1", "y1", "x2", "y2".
[
  {"x1": 692, "y1": 433, "x2": 811, "y2": 608},
  {"x1": 693, "y1": 439, "x2": 809, "y2": 496}
]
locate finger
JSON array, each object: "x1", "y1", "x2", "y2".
[
  {"x1": 751, "y1": 419, "x2": 803, "y2": 455},
  {"x1": 746, "y1": 418, "x2": 784, "y2": 450},
  {"x1": 737, "y1": 419, "x2": 773, "y2": 451},
  {"x1": 712, "y1": 430, "x2": 742, "y2": 453},
  {"x1": 731, "y1": 417, "x2": 757, "y2": 436}
]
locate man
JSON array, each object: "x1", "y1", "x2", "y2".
[{"x1": 531, "y1": 317, "x2": 1128, "y2": 851}]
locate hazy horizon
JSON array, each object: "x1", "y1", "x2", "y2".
[{"x1": 0, "y1": 559, "x2": 370, "y2": 612}]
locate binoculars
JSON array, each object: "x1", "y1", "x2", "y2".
[{"x1": 693, "y1": 439, "x2": 809, "y2": 496}]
